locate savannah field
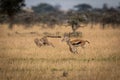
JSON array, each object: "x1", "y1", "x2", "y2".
[{"x1": 0, "y1": 24, "x2": 120, "y2": 80}]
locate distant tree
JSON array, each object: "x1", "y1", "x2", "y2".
[
  {"x1": 31, "y1": 3, "x2": 64, "y2": 27},
  {"x1": 101, "y1": 11, "x2": 120, "y2": 29},
  {"x1": 117, "y1": 2, "x2": 120, "y2": 10},
  {"x1": 32, "y1": 3, "x2": 56, "y2": 13},
  {"x1": 54, "y1": 4, "x2": 61, "y2": 11},
  {"x1": 102, "y1": 3, "x2": 108, "y2": 11},
  {"x1": 66, "y1": 12, "x2": 87, "y2": 37},
  {"x1": 74, "y1": 3, "x2": 92, "y2": 11},
  {"x1": 0, "y1": 0, "x2": 25, "y2": 29}
]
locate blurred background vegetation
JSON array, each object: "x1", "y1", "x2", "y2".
[{"x1": 0, "y1": 0, "x2": 120, "y2": 29}]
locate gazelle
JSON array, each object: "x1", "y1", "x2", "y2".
[
  {"x1": 70, "y1": 39, "x2": 90, "y2": 48},
  {"x1": 34, "y1": 36, "x2": 54, "y2": 48},
  {"x1": 64, "y1": 37, "x2": 78, "y2": 53},
  {"x1": 62, "y1": 35, "x2": 90, "y2": 53}
]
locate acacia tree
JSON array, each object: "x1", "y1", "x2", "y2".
[
  {"x1": 32, "y1": 3, "x2": 56, "y2": 14},
  {"x1": 66, "y1": 12, "x2": 87, "y2": 37},
  {"x1": 74, "y1": 3, "x2": 92, "y2": 11},
  {"x1": 0, "y1": 0, "x2": 25, "y2": 29}
]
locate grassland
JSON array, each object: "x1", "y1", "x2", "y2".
[{"x1": 0, "y1": 24, "x2": 120, "y2": 80}]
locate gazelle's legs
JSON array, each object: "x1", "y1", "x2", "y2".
[
  {"x1": 74, "y1": 47, "x2": 78, "y2": 54},
  {"x1": 69, "y1": 45, "x2": 78, "y2": 54}
]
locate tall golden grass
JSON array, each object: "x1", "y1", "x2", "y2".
[{"x1": 0, "y1": 24, "x2": 120, "y2": 80}]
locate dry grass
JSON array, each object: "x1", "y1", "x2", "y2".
[{"x1": 0, "y1": 24, "x2": 120, "y2": 80}]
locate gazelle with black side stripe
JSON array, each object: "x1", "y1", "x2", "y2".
[{"x1": 62, "y1": 35, "x2": 90, "y2": 53}]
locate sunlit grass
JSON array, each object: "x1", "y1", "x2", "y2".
[{"x1": 0, "y1": 24, "x2": 120, "y2": 80}]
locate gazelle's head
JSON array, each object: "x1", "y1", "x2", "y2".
[{"x1": 62, "y1": 33, "x2": 70, "y2": 42}]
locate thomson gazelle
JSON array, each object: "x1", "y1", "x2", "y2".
[{"x1": 62, "y1": 35, "x2": 90, "y2": 53}]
